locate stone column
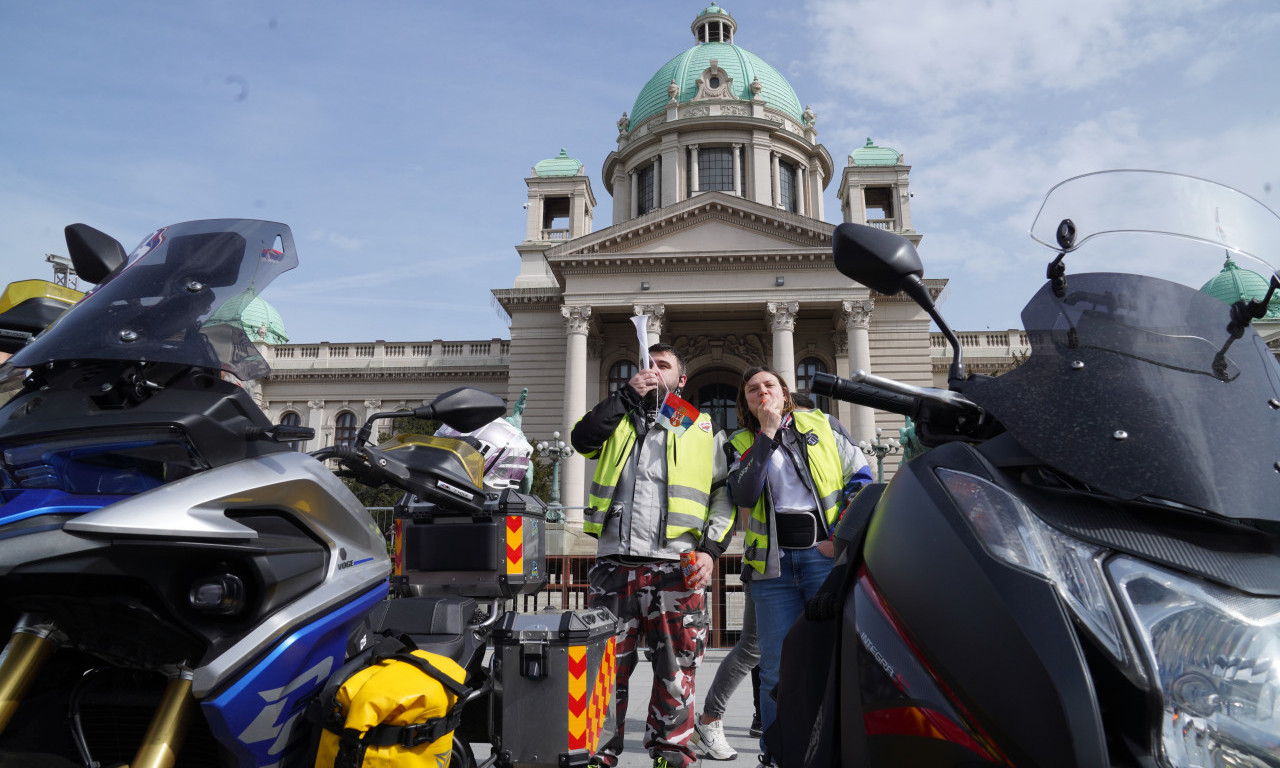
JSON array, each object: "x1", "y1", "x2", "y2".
[
  {"x1": 766, "y1": 301, "x2": 799, "y2": 388},
  {"x1": 652, "y1": 156, "x2": 662, "y2": 208},
  {"x1": 732, "y1": 143, "x2": 742, "y2": 196},
  {"x1": 795, "y1": 165, "x2": 806, "y2": 216},
  {"x1": 633, "y1": 304, "x2": 665, "y2": 347},
  {"x1": 560, "y1": 305, "x2": 592, "y2": 521},
  {"x1": 770, "y1": 151, "x2": 781, "y2": 207},
  {"x1": 842, "y1": 299, "x2": 876, "y2": 442},
  {"x1": 690, "y1": 144, "x2": 700, "y2": 194},
  {"x1": 630, "y1": 171, "x2": 639, "y2": 219},
  {"x1": 307, "y1": 399, "x2": 325, "y2": 452},
  {"x1": 830, "y1": 330, "x2": 852, "y2": 427}
]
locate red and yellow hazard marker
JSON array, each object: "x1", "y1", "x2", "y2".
[
  {"x1": 568, "y1": 645, "x2": 589, "y2": 750},
  {"x1": 506, "y1": 515, "x2": 523, "y2": 575},
  {"x1": 568, "y1": 637, "x2": 617, "y2": 753}
]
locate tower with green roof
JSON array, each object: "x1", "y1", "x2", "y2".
[
  {"x1": 515, "y1": 148, "x2": 596, "y2": 289},
  {"x1": 837, "y1": 137, "x2": 919, "y2": 245}
]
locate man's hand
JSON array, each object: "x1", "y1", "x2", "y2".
[
  {"x1": 688, "y1": 551, "x2": 714, "y2": 589},
  {"x1": 629, "y1": 368, "x2": 661, "y2": 397},
  {"x1": 816, "y1": 539, "x2": 835, "y2": 558}
]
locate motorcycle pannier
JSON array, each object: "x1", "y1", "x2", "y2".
[
  {"x1": 490, "y1": 608, "x2": 618, "y2": 768},
  {"x1": 395, "y1": 488, "x2": 548, "y2": 598},
  {"x1": 313, "y1": 636, "x2": 469, "y2": 768}
]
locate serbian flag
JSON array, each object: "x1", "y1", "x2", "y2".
[{"x1": 658, "y1": 391, "x2": 700, "y2": 436}]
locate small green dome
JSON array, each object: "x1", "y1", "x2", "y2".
[
  {"x1": 1200, "y1": 258, "x2": 1280, "y2": 320},
  {"x1": 849, "y1": 138, "x2": 901, "y2": 166},
  {"x1": 205, "y1": 289, "x2": 289, "y2": 344},
  {"x1": 533, "y1": 149, "x2": 583, "y2": 177}
]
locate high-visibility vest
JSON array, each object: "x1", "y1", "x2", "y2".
[
  {"x1": 578, "y1": 413, "x2": 715, "y2": 540},
  {"x1": 730, "y1": 410, "x2": 844, "y2": 575}
]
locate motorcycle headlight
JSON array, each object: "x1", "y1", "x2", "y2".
[
  {"x1": 1109, "y1": 557, "x2": 1280, "y2": 768},
  {"x1": 937, "y1": 469, "x2": 1136, "y2": 678}
]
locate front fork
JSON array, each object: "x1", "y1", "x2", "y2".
[
  {"x1": 0, "y1": 613, "x2": 196, "y2": 768},
  {"x1": 0, "y1": 613, "x2": 59, "y2": 734}
]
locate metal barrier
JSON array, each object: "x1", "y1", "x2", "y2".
[
  {"x1": 370, "y1": 507, "x2": 749, "y2": 648},
  {"x1": 515, "y1": 554, "x2": 748, "y2": 648}
]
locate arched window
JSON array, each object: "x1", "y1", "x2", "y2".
[
  {"x1": 334, "y1": 411, "x2": 358, "y2": 448},
  {"x1": 697, "y1": 383, "x2": 738, "y2": 434},
  {"x1": 795, "y1": 358, "x2": 830, "y2": 413},
  {"x1": 280, "y1": 411, "x2": 304, "y2": 451},
  {"x1": 608, "y1": 360, "x2": 638, "y2": 395}
]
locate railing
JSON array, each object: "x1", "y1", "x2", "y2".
[
  {"x1": 374, "y1": 507, "x2": 749, "y2": 648},
  {"x1": 266, "y1": 339, "x2": 509, "y2": 371},
  {"x1": 542, "y1": 229, "x2": 570, "y2": 240},
  {"x1": 931, "y1": 330, "x2": 1030, "y2": 358},
  {"x1": 865, "y1": 218, "x2": 895, "y2": 230},
  {"x1": 516, "y1": 554, "x2": 747, "y2": 648}
]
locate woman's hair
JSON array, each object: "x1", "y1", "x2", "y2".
[{"x1": 736, "y1": 365, "x2": 795, "y2": 433}]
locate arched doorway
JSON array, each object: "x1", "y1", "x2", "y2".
[{"x1": 684, "y1": 367, "x2": 742, "y2": 434}]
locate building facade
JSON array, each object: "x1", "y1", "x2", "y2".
[{"x1": 260, "y1": 6, "x2": 941, "y2": 522}]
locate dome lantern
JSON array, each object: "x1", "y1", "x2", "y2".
[{"x1": 692, "y1": 4, "x2": 736, "y2": 44}]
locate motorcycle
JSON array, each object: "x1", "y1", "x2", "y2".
[
  {"x1": 775, "y1": 170, "x2": 1280, "y2": 767},
  {"x1": 0, "y1": 219, "x2": 513, "y2": 767}
]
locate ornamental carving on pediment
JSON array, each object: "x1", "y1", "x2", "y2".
[
  {"x1": 722, "y1": 105, "x2": 748, "y2": 117},
  {"x1": 682, "y1": 105, "x2": 711, "y2": 119},
  {"x1": 674, "y1": 333, "x2": 770, "y2": 367}
]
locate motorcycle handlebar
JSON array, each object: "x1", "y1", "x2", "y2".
[{"x1": 811, "y1": 371, "x2": 922, "y2": 419}]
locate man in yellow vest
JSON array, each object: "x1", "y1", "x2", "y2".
[{"x1": 571, "y1": 343, "x2": 734, "y2": 768}]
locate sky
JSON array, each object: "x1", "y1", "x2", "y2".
[{"x1": 2, "y1": 0, "x2": 1278, "y2": 343}]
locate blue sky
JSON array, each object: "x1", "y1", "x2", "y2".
[{"x1": 3, "y1": 0, "x2": 1277, "y2": 343}]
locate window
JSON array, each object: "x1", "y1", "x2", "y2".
[
  {"x1": 779, "y1": 158, "x2": 797, "y2": 212},
  {"x1": 334, "y1": 411, "x2": 358, "y2": 448},
  {"x1": 637, "y1": 164, "x2": 656, "y2": 215},
  {"x1": 697, "y1": 383, "x2": 738, "y2": 434},
  {"x1": 608, "y1": 360, "x2": 638, "y2": 395},
  {"x1": 280, "y1": 411, "x2": 304, "y2": 451},
  {"x1": 795, "y1": 358, "x2": 830, "y2": 413},
  {"x1": 698, "y1": 147, "x2": 734, "y2": 192}
]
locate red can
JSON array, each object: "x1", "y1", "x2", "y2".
[{"x1": 680, "y1": 551, "x2": 698, "y2": 588}]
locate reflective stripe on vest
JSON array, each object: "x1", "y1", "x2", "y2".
[
  {"x1": 730, "y1": 410, "x2": 843, "y2": 574},
  {"x1": 579, "y1": 414, "x2": 715, "y2": 539}
]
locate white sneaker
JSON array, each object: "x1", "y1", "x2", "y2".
[{"x1": 693, "y1": 715, "x2": 738, "y2": 761}]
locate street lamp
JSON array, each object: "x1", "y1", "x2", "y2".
[
  {"x1": 858, "y1": 427, "x2": 901, "y2": 483},
  {"x1": 535, "y1": 431, "x2": 574, "y2": 523}
]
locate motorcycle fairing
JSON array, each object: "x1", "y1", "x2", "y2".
[
  {"x1": 859, "y1": 441, "x2": 1109, "y2": 768},
  {"x1": 203, "y1": 583, "x2": 387, "y2": 768}
]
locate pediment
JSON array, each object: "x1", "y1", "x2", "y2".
[{"x1": 547, "y1": 193, "x2": 832, "y2": 263}]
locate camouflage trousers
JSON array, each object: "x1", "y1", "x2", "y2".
[{"x1": 586, "y1": 559, "x2": 707, "y2": 768}]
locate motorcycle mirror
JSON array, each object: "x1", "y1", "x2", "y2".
[
  {"x1": 832, "y1": 223, "x2": 968, "y2": 385},
  {"x1": 832, "y1": 223, "x2": 924, "y2": 296},
  {"x1": 415, "y1": 387, "x2": 507, "y2": 433},
  {"x1": 64, "y1": 224, "x2": 127, "y2": 285}
]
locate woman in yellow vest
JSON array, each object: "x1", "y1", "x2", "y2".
[{"x1": 726, "y1": 366, "x2": 873, "y2": 767}]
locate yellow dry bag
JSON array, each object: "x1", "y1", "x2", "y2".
[{"x1": 313, "y1": 636, "x2": 469, "y2": 768}]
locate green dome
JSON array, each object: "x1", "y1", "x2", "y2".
[
  {"x1": 849, "y1": 138, "x2": 901, "y2": 166},
  {"x1": 629, "y1": 41, "x2": 804, "y2": 128},
  {"x1": 1200, "y1": 258, "x2": 1280, "y2": 320},
  {"x1": 205, "y1": 289, "x2": 289, "y2": 344},
  {"x1": 533, "y1": 149, "x2": 583, "y2": 177}
]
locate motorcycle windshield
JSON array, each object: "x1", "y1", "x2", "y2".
[
  {"x1": 10, "y1": 220, "x2": 297, "y2": 380},
  {"x1": 964, "y1": 171, "x2": 1280, "y2": 520}
]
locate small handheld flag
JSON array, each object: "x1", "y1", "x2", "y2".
[{"x1": 658, "y1": 391, "x2": 700, "y2": 436}]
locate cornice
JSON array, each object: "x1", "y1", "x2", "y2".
[{"x1": 491, "y1": 286, "x2": 565, "y2": 311}]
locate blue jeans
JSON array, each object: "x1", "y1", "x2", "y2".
[{"x1": 750, "y1": 546, "x2": 834, "y2": 755}]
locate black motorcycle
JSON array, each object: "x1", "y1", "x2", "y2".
[{"x1": 773, "y1": 170, "x2": 1280, "y2": 768}]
